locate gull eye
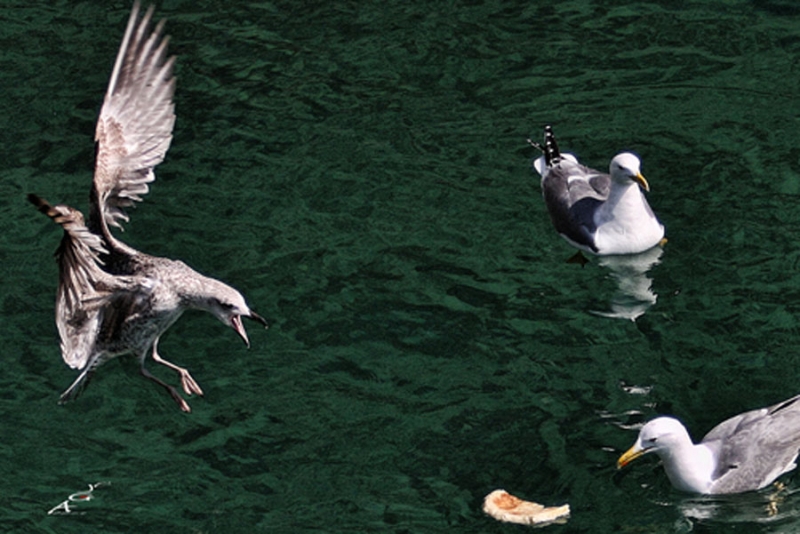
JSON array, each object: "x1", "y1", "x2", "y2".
[{"x1": 210, "y1": 298, "x2": 234, "y2": 311}]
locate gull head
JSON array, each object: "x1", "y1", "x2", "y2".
[
  {"x1": 610, "y1": 152, "x2": 650, "y2": 192},
  {"x1": 617, "y1": 417, "x2": 691, "y2": 468},
  {"x1": 196, "y1": 279, "x2": 268, "y2": 348}
]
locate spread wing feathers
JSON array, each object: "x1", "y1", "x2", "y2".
[
  {"x1": 29, "y1": 194, "x2": 108, "y2": 309},
  {"x1": 29, "y1": 195, "x2": 134, "y2": 369},
  {"x1": 92, "y1": 0, "x2": 176, "y2": 234}
]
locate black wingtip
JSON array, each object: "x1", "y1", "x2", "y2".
[
  {"x1": 543, "y1": 125, "x2": 561, "y2": 167},
  {"x1": 28, "y1": 193, "x2": 43, "y2": 207},
  {"x1": 28, "y1": 193, "x2": 52, "y2": 215}
]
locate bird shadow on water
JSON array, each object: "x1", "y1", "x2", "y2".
[{"x1": 588, "y1": 246, "x2": 664, "y2": 322}]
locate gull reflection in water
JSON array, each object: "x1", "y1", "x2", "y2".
[
  {"x1": 674, "y1": 483, "x2": 800, "y2": 529},
  {"x1": 591, "y1": 246, "x2": 664, "y2": 321}
]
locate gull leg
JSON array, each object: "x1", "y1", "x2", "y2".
[
  {"x1": 150, "y1": 338, "x2": 204, "y2": 397},
  {"x1": 766, "y1": 481, "x2": 787, "y2": 516},
  {"x1": 59, "y1": 366, "x2": 95, "y2": 404},
  {"x1": 140, "y1": 364, "x2": 191, "y2": 413},
  {"x1": 566, "y1": 250, "x2": 589, "y2": 267}
]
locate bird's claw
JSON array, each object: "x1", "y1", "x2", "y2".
[{"x1": 179, "y1": 370, "x2": 204, "y2": 397}]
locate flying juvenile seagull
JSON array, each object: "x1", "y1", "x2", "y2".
[
  {"x1": 530, "y1": 125, "x2": 665, "y2": 257},
  {"x1": 617, "y1": 394, "x2": 800, "y2": 494},
  {"x1": 29, "y1": 1, "x2": 267, "y2": 412}
]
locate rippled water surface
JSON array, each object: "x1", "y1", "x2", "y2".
[{"x1": 3, "y1": 0, "x2": 800, "y2": 532}]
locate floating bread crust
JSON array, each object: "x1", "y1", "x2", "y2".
[{"x1": 483, "y1": 489, "x2": 570, "y2": 525}]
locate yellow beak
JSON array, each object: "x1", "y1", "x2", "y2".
[
  {"x1": 617, "y1": 444, "x2": 648, "y2": 469},
  {"x1": 633, "y1": 172, "x2": 650, "y2": 192}
]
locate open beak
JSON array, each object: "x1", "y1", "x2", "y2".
[
  {"x1": 247, "y1": 310, "x2": 269, "y2": 329},
  {"x1": 633, "y1": 172, "x2": 650, "y2": 193},
  {"x1": 617, "y1": 444, "x2": 648, "y2": 469},
  {"x1": 231, "y1": 311, "x2": 269, "y2": 348},
  {"x1": 231, "y1": 315, "x2": 250, "y2": 347}
]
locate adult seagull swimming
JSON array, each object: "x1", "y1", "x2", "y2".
[
  {"x1": 617, "y1": 395, "x2": 800, "y2": 494},
  {"x1": 530, "y1": 126, "x2": 665, "y2": 257},
  {"x1": 29, "y1": 2, "x2": 267, "y2": 412}
]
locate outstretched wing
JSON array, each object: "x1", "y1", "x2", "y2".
[
  {"x1": 91, "y1": 0, "x2": 176, "y2": 236},
  {"x1": 30, "y1": 195, "x2": 134, "y2": 369}
]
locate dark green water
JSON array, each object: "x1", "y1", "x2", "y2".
[{"x1": 3, "y1": 0, "x2": 800, "y2": 531}]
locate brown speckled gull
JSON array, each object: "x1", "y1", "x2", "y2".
[{"x1": 28, "y1": 1, "x2": 267, "y2": 413}]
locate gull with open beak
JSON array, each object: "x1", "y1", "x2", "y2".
[{"x1": 29, "y1": 1, "x2": 267, "y2": 412}]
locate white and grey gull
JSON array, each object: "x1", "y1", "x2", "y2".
[
  {"x1": 617, "y1": 394, "x2": 800, "y2": 494},
  {"x1": 29, "y1": 1, "x2": 267, "y2": 412},
  {"x1": 530, "y1": 125, "x2": 665, "y2": 258}
]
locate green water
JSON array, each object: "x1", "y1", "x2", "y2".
[{"x1": 3, "y1": 0, "x2": 800, "y2": 531}]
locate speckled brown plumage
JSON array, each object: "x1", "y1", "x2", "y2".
[{"x1": 29, "y1": 2, "x2": 267, "y2": 412}]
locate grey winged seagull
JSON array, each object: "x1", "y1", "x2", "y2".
[
  {"x1": 617, "y1": 394, "x2": 800, "y2": 494},
  {"x1": 530, "y1": 126, "x2": 665, "y2": 262},
  {"x1": 29, "y1": 1, "x2": 267, "y2": 412}
]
